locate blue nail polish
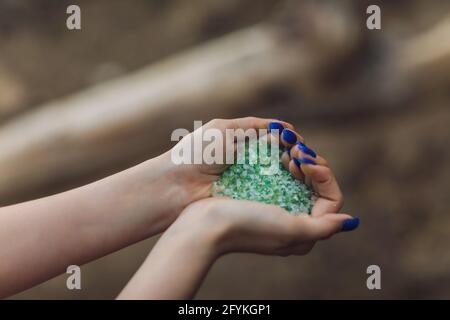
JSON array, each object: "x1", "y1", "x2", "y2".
[
  {"x1": 297, "y1": 142, "x2": 317, "y2": 158},
  {"x1": 298, "y1": 157, "x2": 316, "y2": 165},
  {"x1": 282, "y1": 129, "x2": 297, "y2": 144},
  {"x1": 268, "y1": 122, "x2": 284, "y2": 135},
  {"x1": 293, "y1": 157, "x2": 300, "y2": 167},
  {"x1": 285, "y1": 146, "x2": 292, "y2": 157},
  {"x1": 341, "y1": 217, "x2": 360, "y2": 232}
]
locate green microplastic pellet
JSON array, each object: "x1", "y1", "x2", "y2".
[{"x1": 212, "y1": 141, "x2": 314, "y2": 215}]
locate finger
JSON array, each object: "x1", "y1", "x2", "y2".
[
  {"x1": 286, "y1": 153, "x2": 306, "y2": 183},
  {"x1": 289, "y1": 158, "x2": 305, "y2": 182},
  {"x1": 290, "y1": 143, "x2": 326, "y2": 166},
  {"x1": 226, "y1": 119, "x2": 295, "y2": 152},
  {"x1": 221, "y1": 117, "x2": 273, "y2": 131},
  {"x1": 223, "y1": 118, "x2": 297, "y2": 157},
  {"x1": 296, "y1": 142, "x2": 321, "y2": 187},
  {"x1": 280, "y1": 128, "x2": 305, "y2": 148},
  {"x1": 301, "y1": 155, "x2": 322, "y2": 188},
  {"x1": 300, "y1": 163, "x2": 344, "y2": 216},
  {"x1": 207, "y1": 117, "x2": 291, "y2": 137},
  {"x1": 289, "y1": 143, "x2": 323, "y2": 186},
  {"x1": 219, "y1": 118, "x2": 274, "y2": 162},
  {"x1": 281, "y1": 149, "x2": 291, "y2": 171},
  {"x1": 267, "y1": 121, "x2": 297, "y2": 142},
  {"x1": 267, "y1": 119, "x2": 295, "y2": 132},
  {"x1": 294, "y1": 213, "x2": 358, "y2": 241}
]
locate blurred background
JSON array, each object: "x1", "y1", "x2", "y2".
[{"x1": 1, "y1": 0, "x2": 450, "y2": 299}]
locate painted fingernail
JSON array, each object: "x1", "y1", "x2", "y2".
[
  {"x1": 268, "y1": 122, "x2": 284, "y2": 135},
  {"x1": 285, "y1": 146, "x2": 292, "y2": 157},
  {"x1": 341, "y1": 217, "x2": 360, "y2": 232},
  {"x1": 293, "y1": 157, "x2": 301, "y2": 167},
  {"x1": 297, "y1": 142, "x2": 317, "y2": 158},
  {"x1": 282, "y1": 129, "x2": 297, "y2": 144},
  {"x1": 298, "y1": 157, "x2": 316, "y2": 165}
]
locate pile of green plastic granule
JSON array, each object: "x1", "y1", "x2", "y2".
[{"x1": 212, "y1": 140, "x2": 314, "y2": 215}]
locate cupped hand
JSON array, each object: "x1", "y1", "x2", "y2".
[
  {"x1": 174, "y1": 140, "x2": 359, "y2": 257},
  {"x1": 176, "y1": 197, "x2": 355, "y2": 257},
  {"x1": 164, "y1": 117, "x2": 294, "y2": 208}
]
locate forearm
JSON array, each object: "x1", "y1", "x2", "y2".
[
  {"x1": 0, "y1": 151, "x2": 185, "y2": 297},
  {"x1": 117, "y1": 214, "x2": 225, "y2": 300}
]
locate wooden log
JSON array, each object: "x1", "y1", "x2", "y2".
[
  {"x1": 3, "y1": 3, "x2": 448, "y2": 205},
  {"x1": 0, "y1": 17, "x2": 352, "y2": 205}
]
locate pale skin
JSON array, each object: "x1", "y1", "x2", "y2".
[{"x1": 0, "y1": 117, "x2": 356, "y2": 299}]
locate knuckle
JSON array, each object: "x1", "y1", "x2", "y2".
[
  {"x1": 243, "y1": 116, "x2": 259, "y2": 128},
  {"x1": 317, "y1": 221, "x2": 339, "y2": 240},
  {"x1": 313, "y1": 167, "x2": 332, "y2": 184},
  {"x1": 319, "y1": 231, "x2": 334, "y2": 240},
  {"x1": 209, "y1": 118, "x2": 223, "y2": 126},
  {"x1": 244, "y1": 116, "x2": 258, "y2": 122},
  {"x1": 322, "y1": 166, "x2": 332, "y2": 176},
  {"x1": 336, "y1": 195, "x2": 344, "y2": 209}
]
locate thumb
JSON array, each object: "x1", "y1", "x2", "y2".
[{"x1": 298, "y1": 213, "x2": 360, "y2": 241}]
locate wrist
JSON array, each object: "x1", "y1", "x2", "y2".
[
  {"x1": 119, "y1": 204, "x2": 226, "y2": 300},
  {"x1": 153, "y1": 220, "x2": 221, "y2": 270},
  {"x1": 103, "y1": 152, "x2": 189, "y2": 237},
  {"x1": 139, "y1": 150, "x2": 211, "y2": 208},
  {"x1": 139, "y1": 151, "x2": 191, "y2": 215},
  {"x1": 174, "y1": 199, "x2": 235, "y2": 257}
]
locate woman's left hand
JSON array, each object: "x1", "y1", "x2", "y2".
[
  {"x1": 118, "y1": 144, "x2": 358, "y2": 299},
  {"x1": 152, "y1": 117, "x2": 295, "y2": 221}
]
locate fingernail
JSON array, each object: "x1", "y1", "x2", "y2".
[
  {"x1": 268, "y1": 122, "x2": 284, "y2": 135},
  {"x1": 297, "y1": 142, "x2": 317, "y2": 158},
  {"x1": 293, "y1": 157, "x2": 301, "y2": 167},
  {"x1": 341, "y1": 217, "x2": 360, "y2": 232},
  {"x1": 285, "y1": 146, "x2": 292, "y2": 157},
  {"x1": 282, "y1": 129, "x2": 297, "y2": 144},
  {"x1": 298, "y1": 157, "x2": 316, "y2": 165}
]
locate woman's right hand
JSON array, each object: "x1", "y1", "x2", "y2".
[{"x1": 174, "y1": 198, "x2": 354, "y2": 258}]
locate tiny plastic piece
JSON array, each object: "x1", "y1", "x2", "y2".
[{"x1": 212, "y1": 141, "x2": 314, "y2": 215}]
